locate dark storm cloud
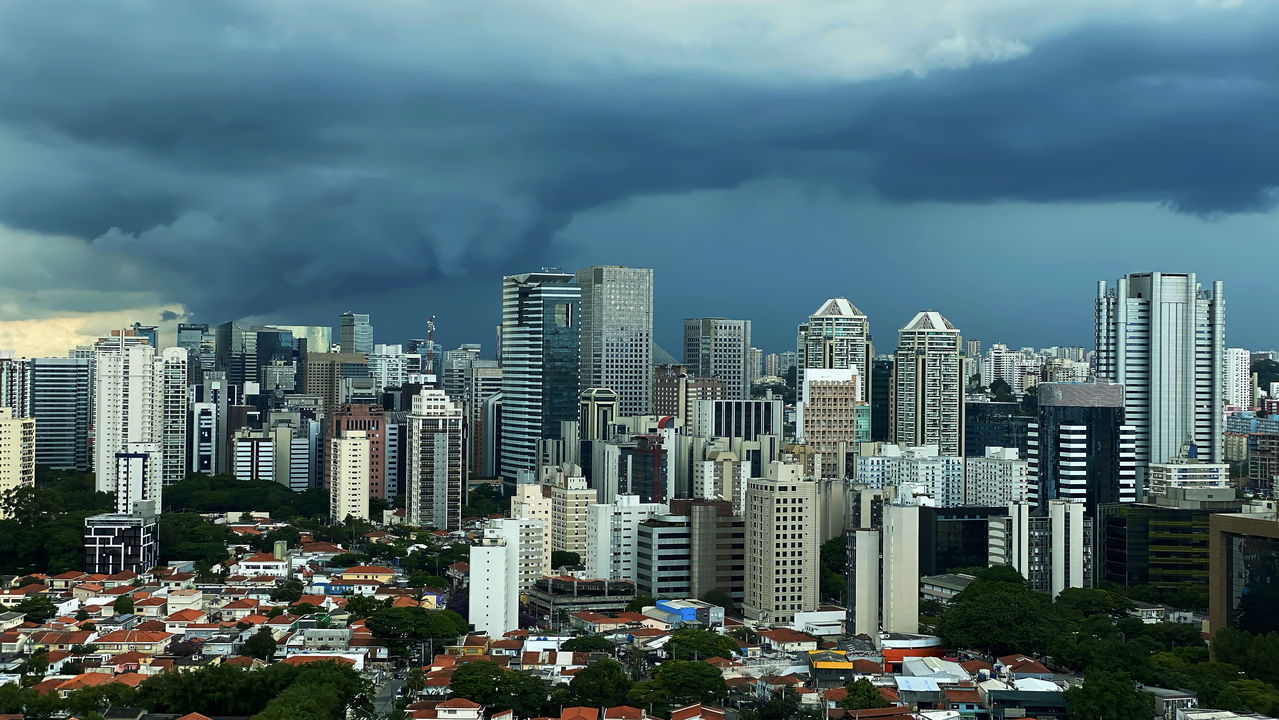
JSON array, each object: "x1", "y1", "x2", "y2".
[{"x1": 0, "y1": 1, "x2": 1275, "y2": 328}]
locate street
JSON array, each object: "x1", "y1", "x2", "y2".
[{"x1": 372, "y1": 676, "x2": 405, "y2": 717}]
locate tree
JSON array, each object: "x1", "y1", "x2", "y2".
[
  {"x1": 365, "y1": 607, "x2": 467, "y2": 656},
  {"x1": 935, "y1": 570, "x2": 1051, "y2": 656},
  {"x1": 701, "y1": 588, "x2": 738, "y2": 613},
  {"x1": 406, "y1": 667, "x2": 426, "y2": 692},
  {"x1": 242, "y1": 628, "x2": 278, "y2": 660},
  {"x1": 406, "y1": 572, "x2": 448, "y2": 589},
  {"x1": 745, "y1": 687, "x2": 825, "y2": 720},
  {"x1": 13, "y1": 594, "x2": 57, "y2": 623},
  {"x1": 1064, "y1": 671, "x2": 1155, "y2": 720},
  {"x1": 626, "y1": 595, "x2": 656, "y2": 612},
  {"x1": 989, "y1": 378, "x2": 1018, "y2": 403},
  {"x1": 551, "y1": 551, "x2": 581, "y2": 568},
  {"x1": 666, "y1": 628, "x2": 739, "y2": 661},
  {"x1": 569, "y1": 658, "x2": 631, "y2": 707},
  {"x1": 561, "y1": 635, "x2": 614, "y2": 653},
  {"x1": 1253, "y1": 359, "x2": 1279, "y2": 394},
  {"x1": 113, "y1": 594, "x2": 135, "y2": 615},
  {"x1": 343, "y1": 594, "x2": 388, "y2": 620},
  {"x1": 840, "y1": 678, "x2": 889, "y2": 710},
  {"x1": 1054, "y1": 588, "x2": 1134, "y2": 618},
  {"x1": 1020, "y1": 385, "x2": 1039, "y2": 415},
  {"x1": 449, "y1": 661, "x2": 505, "y2": 706},
  {"x1": 651, "y1": 660, "x2": 728, "y2": 708},
  {"x1": 270, "y1": 579, "x2": 305, "y2": 604}
]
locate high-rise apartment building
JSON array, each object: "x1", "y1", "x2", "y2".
[
  {"x1": 367, "y1": 344, "x2": 408, "y2": 391},
  {"x1": 1225, "y1": 348, "x2": 1254, "y2": 409},
  {"x1": 1029, "y1": 383, "x2": 1137, "y2": 512},
  {"x1": 797, "y1": 298, "x2": 872, "y2": 402},
  {"x1": 500, "y1": 272, "x2": 581, "y2": 481},
  {"x1": 94, "y1": 343, "x2": 188, "y2": 493},
  {"x1": 653, "y1": 365, "x2": 726, "y2": 427},
  {"x1": 1095, "y1": 272, "x2": 1225, "y2": 484},
  {"x1": 300, "y1": 351, "x2": 369, "y2": 410},
  {"x1": 0, "y1": 407, "x2": 35, "y2": 517},
  {"x1": 407, "y1": 389, "x2": 465, "y2": 529},
  {"x1": 326, "y1": 404, "x2": 387, "y2": 498},
  {"x1": 893, "y1": 311, "x2": 964, "y2": 456},
  {"x1": 330, "y1": 430, "x2": 371, "y2": 522},
  {"x1": 547, "y1": 464, "x2": 597, "y2": 558},
  {"x1": 442, "y1": 345, "x2": 483, "y2": 401},
  {"x1": 469, "y1": 517, "x2": 546, "y2": 637},
  {"x1": 744, "y1": 462, "x2": 820, "y2": 623},
  {"x1": 881, "y1": 503, "x2": 920, "y2": 634},
  {"x1": 29, "y1": 357, "x2": 92, "y2": 471},
  {"x1": 683, "y1": 318, "x2": 752, "y2": 400},
  {"x1": 576, "y1": 266, "x2": 654, "y2": 416},
  {"x1": 339, "y1": 312, "x2": 374, "y2": 354},
  {"x1": 0, "y1": 352, "x2": 31, "y2": 418},
  {"x1": 964, "y1": 447, "x2": 1032, "y2": 507},
  {"x1": 690, "y1": 398, "x2": 783, "y2": 441},
  {"x1": 585, "y1": 494, "x2": 667, "y2": 582},
  {"x1": 799, "y1": 367, "x2": 870, "y2": 478},
  {"x1": 989, "y1": 500, "x2": 1091, "y2": 597}
]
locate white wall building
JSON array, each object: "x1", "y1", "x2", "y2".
[
  {"x1": 1148, "y1": 458, "x2": 1232, "y2": 497},
  {"x1": 0, "y1": 407, "x2": 35, "y2": 517},
  {"x1": 854, "y1": 444, "x2": 965, "y2": 507},
  {"x1": 94, "y1": 343, "x2": 187, "y2": 494},
  {"x1": 547, "y1": 464, "x2": 596, "y2": 558},
  {"x1": 882, "y1": 503, "x2": 920, "y2": 634},
  {"x1": 407, "y1": 389, "x2": 465, "y2": 529},
  {"x1": 469, "y1": 518, "x2": 544, "y2": 637},
  {"x1": 330, "y1": 430, "x2": 371, "y2": 523},
  {"x1": 1225, "y1": 347, "x2": 1254, "y2": 409},
  {"x1": 584, "y1": 494, "x2": 666, "y2": 581},
  {"x1": 367, "y1": 344, "x2": 408, "y2": 391},
  {"x1": 893, "y1": 311, "x2": 964, "y2": 456},
  {"x1": 964, "y1": 447, "x2": 1032, "y2": 507},
  {"x1": 989, "y1": 500, "x2": 1090, "y2": 597},
  {"x1": 114, "y1": 442, "x2": 161, "y2": 515}
]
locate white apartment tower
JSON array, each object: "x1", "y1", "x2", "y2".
[
  {"x1": 683, "y1": 318, "x2": 752, "y2": 400},
  {"x1": 114, "y1": 443, "x2": 161, "y2": 514},
  {"x1": 330, "y1": 430, "x2": 371, "y2": 523},
  {"x1": 1095, "y1": 272, "x2": 1224, "y2": 481},
  {"x1": 407, "y1": 389, "x2": 466, "y2": 529},
  {"x1": 577, "y1": 266, "x2": 654, "y2": 416},
  {"x1": 893, "y1": 311, "x2": 964, "y2": 456},
  {"x1": 94, "y1": 343, "x2": 188, "y2": 494},
  {"x1": 744, "y1": 461, "x2": 820, "y2": 623},
  {"x1": 0, "y1": 407, "x2": 35, "y2": 517},
  {"x1": 1225, "y1": 348, "x2": 1254, "y2": 409},
  {"x1": 469, "y1": 517, "x2": 545, "y2": 637},
  {"x1": 0, "y1": 352, "x2": 31, "y2": 418},
  {"x1": 585, "y1": 495, "x2": 667, "y2": 581},
  {"x1": 797, "y1": 298, "x2": 872, "y2": 402}
]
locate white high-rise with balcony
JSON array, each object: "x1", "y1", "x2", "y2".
[
  {"x1": 0, "y1": 407, "x2": 35, "y2": 517},
  {"x1": 94, "y1": 343, "x2": 188, "y2": 494},
  {"x1": 584, "y1": 495, "x2": 667, "y2": 581},
  {"x1": 1095, "y1": 273, "x2": 1224, "y2": 485},
  {"x1": 1225, "y1": 347, "x2": 1253, "y2": 410},
  {"x1": 797, "y1": 298, "x2": 872, "y2": 402},
  {"x1": 893, "y1": 311, "x2": 964, "y2": 456}
]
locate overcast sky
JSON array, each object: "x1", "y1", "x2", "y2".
[{"x1": 0, "y1": 1, "x2": 1276, "y2": 356}]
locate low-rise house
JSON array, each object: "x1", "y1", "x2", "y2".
[
  {"x1": 134, "y1": 596, "x2": 168, "y2": 618},
  {"x1": 28, "y1": 630, "x2": 95, "y2": 653},
  {"x1": 944, "y1": 686, "x2": 984, "y2": 718},
  {"x1": 756, "y1": 629, "x2": 820, "y2": 654},
  {"x1": 0, "y1": 612, "x2": 26, "y2": 632},
  {"x1": 237, "y1": 553, "x2": 290, "y2": 579},
  {"x1": 339, "y1": 565, "x2": 397, "y2": 584},
  {"x1": 670, "y1": 704, "x2": 726, "y2": 720},
  {"x1": 94, "y1": 630, "x2": 174, "y2": 655},
  {"x1": 219, "y1": 598, "x2": 260, "y2": 621},
  {"x1": 997, "y1": 654, "x2": 1053, "y2": 681}
]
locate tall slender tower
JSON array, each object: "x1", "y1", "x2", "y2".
[
  {"x1": 94, "y1": 342, "x2": 188, "y2": 493},
  {"x1": 576, "y1": 266, "x2": 654, "y2": 416},
  {"x1": 500, "y1": 272, "x2": 581, "y2": 481},
  {"x1": 797, "y1": 299, "x2": 872, "y2": 401},
  {"x1": 339, "y1": 312, "x2": 374, "y2": 354},
  {"x1": 1095, "y1": 272, "x2": 1224, "y2": 487},
  {"x1": 893, "y1": 311, "x2": 964, "y2": 456},
  {"x1": 407, "y1": 389, "x2": 466, "y2": 529},
  {"x1": 683, "y1": 318, "x2": 752, "y2": 400}
]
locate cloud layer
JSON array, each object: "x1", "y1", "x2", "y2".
[{"x1": 0, "y1": 0, "x2": 1275, "y2": 350}]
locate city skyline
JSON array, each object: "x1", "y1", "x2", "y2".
[{"x1": 1, "y1": 1, "x2": 1278, "y2": 355}]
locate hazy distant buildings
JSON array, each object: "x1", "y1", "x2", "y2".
[
  {"x1": 1225, "y1": 347, "x2": 1254, "y2": 409},
  {"x1": 577, "y1": 266, "x2": 654, "y2": 416},
  {"x1": 893, "y1": 311, "x2": 964, "y2": 456},
  {"x1": 1095, "y1": 272, "x2": 1224, "y2": 483}
]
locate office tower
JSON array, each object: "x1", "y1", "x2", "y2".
[
  {"x1": 176, "y1": 322, "x2": 216, "y2": 373},
  {"x1": 126, "y1": 322, "x2": 158, "y2": 349},
  {"x1": 585, "y1": 495, "x2": 667, "y2": 581},
  {"x1": 1095, "y1": 272, "x2": 1225, "y2": 481},
  {"x1": 0, "y1": 408, "x2": 35, "y2": 516},
  {"x1": 870, "y1": 357, "x2": 894, "y2": 442},
  {"x1": 330, "y1": 430, "x2": 372, "y2": 522},
  {"x1": 261, "y1": 360, "x2": 297, "y2": 393},
  {"x1": 94, "y1": 343, "x2": 188, "y2": 493},
  {"x1": 442, "y1": 345, "x2": 482, "y2": 401},
  {"x1": 743, "y1": 462, "x2": 820, "y2": 623},
  {"x1": 84, "y1": 440, "x2": 161, "y2": 575},
  {"x1": 0, "y1": 352, "x2": 30, "y2": 417},
  {"x1": 1029, "y1": 383, "x2": 1137, "y2": 513},
  {"x1": 683, "y1": 318, "x2": 752, "y2": 400},
  {"x1": 964, "y1": 400, "x2": 1030, "y2": 459},
  {"x1": 1148, "y1": 456, "x2": 1231, "y2": 496},
  {"x1": 300, "y1": 351, "x2": 369, "y2": 410},
  {"x1": 882, "y1": 503, "x2": 920, "y2": 633},
  {"x1": 893, "y1": 311, "x2": 964, "y2": 456},
  {"x1": 854, "y1": 445, "x2": 965, "y2": 506},
  {"x1": 1225, "y1": 348, "x2": 1254, "y2": 409},
  {"x1": 469, "y1": 517, "x2": 545, "y2": 637},
  {"x1": 576, "y1": 265, "x2": 653, "y2": 416},
  {"x1": 637, "y1": 498, "x2": 745, "y2": 603},
  {"x1": 367, "y1": 344, "x2": 408, "y2": 392},
  {"x1": 500, "y1": 272, "x2": 581, "y2": 481},
  {"x1": 690, "y1": 398, "x2": 783, "y2": 441},
  {"x1": 917, "y1": 506, "x2": 1007, "y2": 576},
  {"x1": 1208, "y1": 513, "x2": 1279, "y2": 635},
  {"x1": 579, "y1": 388, "x2": 619, "y2": 442},
  {"x1": 28, "y1": 357, "x2": 92, "y2": 471},
  {"x1": 326, "y1": 404, "x2": 388, "y2": 498},
  {"x1": 251, "y1": 326, "x2": 295, "y2": 383},
  {"x1": 653, "y1": 365, "x2": 726, "y2": 426},
  {"x1": 964, "y1": 447, "x2": 1032, "y2": 507},
  {"x1": 798, "y1": 368, "x2": 869, "y2": 478},
  {"x1": 273, "y1": 325, "x2": 334, "y2": 354},
  {"x1": 547, "y1": 463, "x2": 597, "y2": 558},
  {"x1": 84, "y1": 512, "x2": 158, "y2": 575},
  {"x1": 749, "y1": 347, "x2": 763, "y2": 387},
  {"x1": 339, "y1": 312, "x2": 374, "y2": 354},
  {"x1": 466, "y1": 360, "x2": 503, "y2": 478},
  {"x1": 113, "y1": 443, "x2": 161, "y2": 514},
  {"x1": 195, "y1": 371, "x2": 233, "y2": 474},
  {"x1": 989, "y1": 500, "x2": 1091, "y2": 597},
  {"x1": 797, "y1": 298, "x2": 872, "y2": 402},
  {"x1": 407, "y1": 389, "x2": 465, "y2": 529},
  {"x1": 214, "y1": 321, "x2": 258, "y2": 385},
  {"x1": 231, "y1": 428, "x2": 275, "y2": 481}
]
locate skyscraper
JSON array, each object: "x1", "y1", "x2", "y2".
[
  {"x1": 1095, "y1": 272, "x2": 1225, "y2": 482},
  {"x1": 0, "y1": 351, "x2": 31, "y2": 418},
  {"x1": 1029, "y1": 383, "x2": 1137, "y2": 513},
  {"x1": 0, "y1": 408, "x2": 35, "y2": 517},
  {"x1": 407, "y1": 389, "x2": 465, "y2": 529},
  {"x1": 576, "y1": 265, "x2": 654, "y2": 416},
  {"x1": 683, "y1": 318, "x2": 752, "y2": 400},
  {"x1": 797, "y1": 298, "x2": 872, "y2": 402},
  {"x1": 339, "y1": 312, "x2": 374, "y2": 354},
  {"x1": 29, "y1": 357, "x2": 93, "y2": 471},
  {"x1": 1225, "y1": 347, "x2": 1254, "y2": 409},
  {"x1": 893, "y1": 311, "x2": 964, "y2": 456},
  {"x1": 499, "y1": 272, "x2": 581, "y2": 481},
  {"x1": 330, "y1": 430, "x2": 372, "y2": 523},
  {"x1": 743, "y1": 461, "x2": 820, "y2": 623},
  {"x1": 94, "y1": 343, "x2": 188, "y2": 493}
]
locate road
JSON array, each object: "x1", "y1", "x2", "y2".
[{"x1": 372, "y1": 676, "x2": 405, "y2": 717}]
